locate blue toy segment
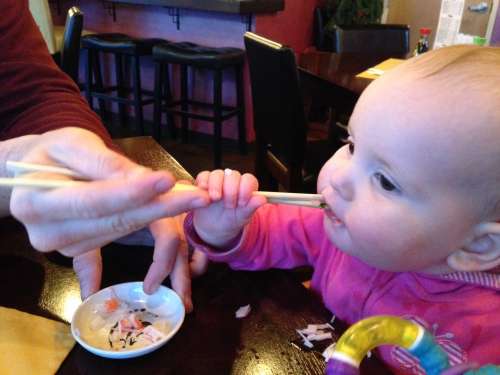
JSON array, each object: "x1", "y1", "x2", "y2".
[
  {"x1": 464, "y1": 365, "x2": 500, "y2": 375},
  {"x1": 408, "y1": 331, "x2": 450, "y2": 375}
]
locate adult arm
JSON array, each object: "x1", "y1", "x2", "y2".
[{"x1": 0, "y1": 1, "x2": 210, "y2": 307}]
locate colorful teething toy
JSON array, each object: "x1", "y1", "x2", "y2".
[{"x1": 326, "y1": 315, "x2": 499, "y2": 375}]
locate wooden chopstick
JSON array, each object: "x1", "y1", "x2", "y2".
[
  {"x1": 0, "y1": 177, "x2": 81, "y2": 189},
  {"x1": 4, "y1": 161, "x2": 326, "y2": 208},
  {"x1": 6, "y1": 160, "x2": 82, "y2": 178}
]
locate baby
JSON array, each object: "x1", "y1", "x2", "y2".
[{"x1": 184, "y1": 45, "x2": 500, "y2": 372}]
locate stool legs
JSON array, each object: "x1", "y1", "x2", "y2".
[
  {"x1": 180, "y1": 64, "x2": 189, "y2": 143},
  {"x1": 153, "y1": 57, "x2": 246, "y2": 168},
  {"x1": 93, "y1": 52, "x2": 107, "y2": 121},
  {"x1": 132, "y1": 55, "x2": 144, "y2": 135},
  {"x1": 163, "y1": 64, "x2": 177, "y2": 139},
  {"x1": 235, "y1": 65, "x2": 247, "y2": 155},
  {"x1": 85, "y1": 49, "x2": 93, "y2": 109},
  {"x1": 153, "y1": 61, "x2": 163, "y2": 141},
  {"x1": 114, "y1": 54, "x2": 127, "y2": 127},
  {"x1": 213, "y1": 69, "x2": 223, "y2": 168},
  {"x1": 85, "y1": 49, "x2": 107, "y2": 119}
]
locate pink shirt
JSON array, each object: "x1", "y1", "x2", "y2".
[{"x1": 185, "y1": 205, "x2": 500, "y2": 374}]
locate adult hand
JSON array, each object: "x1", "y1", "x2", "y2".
[
  {"x1": 9, "y1": 127, "x2": 210, "y2": 257},
  {"x1": 73, "y1": 213, "x2": 209, "y2": 312}
]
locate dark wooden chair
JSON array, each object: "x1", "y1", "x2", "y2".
[
  {"x1": 58, "y1": 6, "x2": 83, "y2": 84},
  {"x1": 244, "y1": 32, "x2": 332, "y2": 193},
  {"x1": 335, "y1": 24, "x2": 410, "y2": 55}
]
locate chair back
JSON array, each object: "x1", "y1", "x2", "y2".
[
  {"x1": 335, "y1": 24, "x2": 410, "y2": 56},
  {"x1": 29, "y1": 0, "x2": 57, "y2": 54},
  {"x1": 244, "y1": 32, "x2": 308, "y2": 192},
  {"x1": 313, "y1": 7, "x2": 337, "y2": 52},
  {"x1": 60, "y1": 6, "x2": 83, "y2": 83}
]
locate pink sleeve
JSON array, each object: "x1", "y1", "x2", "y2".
[
  {"x1": 185, "y1": 204, "x2": 327, "y2": 271},
  {"x1": 0, "y1": 0, "x2": 114, "y2": 149}
]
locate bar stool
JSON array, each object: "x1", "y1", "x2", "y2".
[
  {"x1": 153, "y1": 42, "x2": 247, "y2": 168},
  {"x1": 82, "y1": 33, "x2": 166, "y2": 134}
]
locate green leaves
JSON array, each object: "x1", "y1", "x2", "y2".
[{"x1": 324, "y1": 0, "x2": 383, "y2": 29}]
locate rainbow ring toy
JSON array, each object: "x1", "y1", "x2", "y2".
[{"x1": 326, "y1": 315, "x2": 499, "y2": 375}]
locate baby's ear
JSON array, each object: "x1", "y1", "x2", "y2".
[{"x1": 447, "y1": 222, "x2": 500, "y2": 272}]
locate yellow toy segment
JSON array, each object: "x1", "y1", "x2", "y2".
[{"x1": 333, "y1": 315, "x2": 422, "y2": 366}]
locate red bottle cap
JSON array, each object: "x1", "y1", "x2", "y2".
[{"x1": 420, "y1": 28, "x2": 432, "y2": 36}]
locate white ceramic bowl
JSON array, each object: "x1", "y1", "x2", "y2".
[{"x1": 71, "y1": 282, "x2": 185, "y2": 359}]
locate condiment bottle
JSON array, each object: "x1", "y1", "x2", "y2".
[{"x1": 414, "y1": 27, "x2": 432, "y2": 56}]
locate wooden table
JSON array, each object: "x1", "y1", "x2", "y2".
[
  {"x1": 0, "y1": 136, "x2": 389, "y2": 374},
  {"x1": 298, "y1": 51, "x2": 407, "y2": 95}
]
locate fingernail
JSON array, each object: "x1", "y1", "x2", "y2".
[
  {"x1": 191, "y1": 197, "x2": 208, "y2": 208},
  {"x1": 155, "y1": 178, "x2": 171, "y2": 193},
  {"x1": 184, "y1": 299, "x2": 193, "y2": 313},
  {"x1": 145, "y1": 283, "x2": 158, "y2": 294}
]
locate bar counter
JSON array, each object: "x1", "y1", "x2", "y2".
[{"x1": 110, "y1": 0, "x2": 285, "y2": 14}]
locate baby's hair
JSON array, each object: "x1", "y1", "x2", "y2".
[
  {"x1": 408, "y1": 45, "x2": 499, "y2": 74},
  {"x1": 384, "y1": 45, "x2": 500, "y2": 100},
  {"x1": 381, "y1": 46, "x2": 500, "y2": 220}
]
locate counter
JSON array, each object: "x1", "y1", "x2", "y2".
[{"x1": 109, "y1": 0, "x2": 284, "y2": 14}]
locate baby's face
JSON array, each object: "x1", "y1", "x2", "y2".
[{"x1": 317, "y1": 73, "x2": 493, "y2": 273}]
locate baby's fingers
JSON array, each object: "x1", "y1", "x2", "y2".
[
  {"x1": 207, "y1": 170, "x2": 225, "y2": 201},
  {"x1": 222, "y1": 169, "x2": 241, "y2": 209},
  {"x1": 238, "y1": 195, "x2": 267, "y2": 219},
  {"x1": 238, "y1": 173, "x2": 259, "y2": 207}
]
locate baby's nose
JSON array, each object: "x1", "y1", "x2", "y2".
[{"x1": 330, "y1": 165, "x2": 354, "y2": 202}]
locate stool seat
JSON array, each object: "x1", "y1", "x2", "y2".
[
  {"x1": 82, "y1": 33, "x2": 165, "y2": 55},
  {"x1": 153, "y1": 42, "x2": 245, "y2": 69},
  {"x1": 153, "y1": 41, "x2": 247, "y2": 167}
]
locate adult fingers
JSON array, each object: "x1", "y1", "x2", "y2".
[
  {"x1": 20, "y1": 187, "x2": 210, "y2": 253},
  {"x1": 142, "y1": 218, "x2": 180, "y2": 294},
  {"x1": 11, "y1": 171, "x2": 175, "y2": 222},
  {"x1": 58, "y1": 231, "x2": 128, "y2": 257},
  {"x1": 73, "y1": 248, "x2": 102, "y2": 300},
  {"x1": 38, "y1": 127, "x2": 145, "y2": 180},
  {"x1": 190, "y1": 249, "x2": 209, "y2": 277},
  {"x1": 169, "y1": 241, "x2": 193, "y2": 313}
]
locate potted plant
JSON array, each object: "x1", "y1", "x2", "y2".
[{"x1": 314, "y1": 0, "x2": 384, "y2": 51}]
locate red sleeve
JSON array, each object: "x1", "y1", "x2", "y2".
[{"x1": 0, "y1": 0, "x2": 114, "y2": 148}]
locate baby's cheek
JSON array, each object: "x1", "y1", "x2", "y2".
[{"x1": 348, "y1": 212, "x2": 426, "y2": 270}]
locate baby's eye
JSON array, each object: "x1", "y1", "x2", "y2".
[
  {"x1": 345, "y1": 137, "x2": 355, "y2": 154},
  {"x1": 374, "y1": 172, "x2": 397, "y2": 192}
]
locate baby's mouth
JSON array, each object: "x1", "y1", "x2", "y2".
[{"x1": 324, "y1": 207, "x2": 343, "y2": 225}]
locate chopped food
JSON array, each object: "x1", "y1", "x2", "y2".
[
  {"x1": 235, "y1": 304, "x2": 251, "y2": 319},
  {"x1": 295, "y1": 319, "x2": 336, "y2": 351},
  {"x1": 104, "y1": 297, "x2": 120, "y2": 313},
  {"x1": 88, "y1": 294, "x2": 169, "y2": 351}
]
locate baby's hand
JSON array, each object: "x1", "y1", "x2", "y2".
[{"x1": 192, "y1": 169, "x2": 267, "y2": 248}]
